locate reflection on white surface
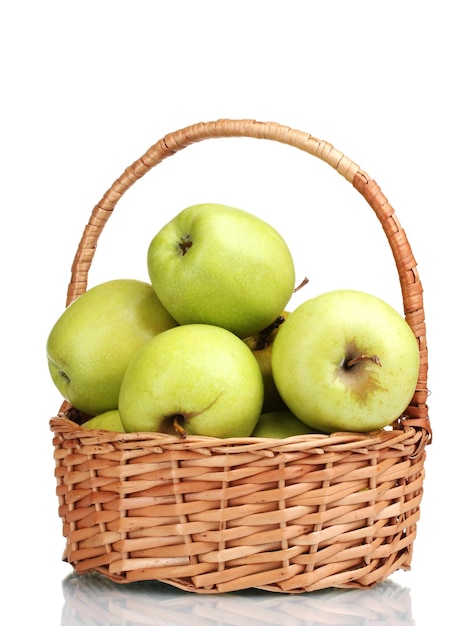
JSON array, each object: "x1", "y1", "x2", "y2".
[{"x1": 61, "y1": 572, "x2": 414, "y2": 625}]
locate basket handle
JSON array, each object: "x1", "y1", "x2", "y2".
[{"x1": 66, "y1": 119, "x2": 431, "y2": 443}]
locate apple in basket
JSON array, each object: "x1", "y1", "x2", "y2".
[
  {"x1": 252, "y1": 410, "x2": 318, "y2": 438},
  {"x1": 82, "y1": 409, "x2": 125, "y2": 432},
  {"x1": 271, "y1": 289, "x2": 420, "y2": 433},
  {"x1": 118, "y1": 323, "x2": 264, "y2": 438},
  {"x1": 147, "y1": 203, "x2": 296, "y2": 338},
  {"x1": 242, "y1": 311, "x2": 290, "y2": 413},
  {"x1": 46, "y1": 279, "x2": 178, "y2": 416}
]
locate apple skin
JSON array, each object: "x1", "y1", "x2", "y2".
[
  {"x1": 47, "y1": 279, "x2": 178, "y2": 416},
  {"x1": 252, "y1": 411, "x2": 317, "y2": 438},
  {"x1": 271, "y1": 289, "x2": 420, "y2": 433},
  {"x1": 243, "y1": 312, "x2": 290, "y2": 413},
  {"x1": 147, "y1": 203, "x2": 296, "y2": 338},
  {"x1": 118, "y1": 323, "x2": 264, "y2": 438},
  {"x1": 82, "y1": 410, "x2": 125, "y2": 432}
]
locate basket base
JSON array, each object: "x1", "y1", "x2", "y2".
[{"x1": 62, "y1": 552, "x2": 413, "y2": 594}]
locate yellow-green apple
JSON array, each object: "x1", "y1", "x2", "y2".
[
  {"x1": 272, "y1": 289, "x2": 420, "y2": 433},
  {"x1": 252, "y1": 411, "x2": 317, "y2": 438},
  {"x1": 82, "y1": 409, "x2": 125, "y2": 432},
  {"x1": 46, "y1": 279, "x2": 178, "y2": 415},
  {"x1": 147, "y1": 203, "x2": 296, "y2": 338},
  {"x1": 243, "y1": 312, "x2": 290, "y2": 413},
  {"x1": 119, "y1": 323, "x2": 264, "y2": 438}
]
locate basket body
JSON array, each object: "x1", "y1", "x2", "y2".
[
  {"x1": 50, "y1": 119, "x2": 430, "y2": 593},
  {"x1": 52, "y1": 415, "x2": 425, "y2": 593}
]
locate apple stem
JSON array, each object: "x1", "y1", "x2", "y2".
[
  {"x1": 173, "y1": 415, "x2": 188, "y2": 438},
  {"x1": 294, "y1": 277, "x2": 309, "y2": 293},
  {"x1": 178, "y1": 235, "x2": 192, "y2": 256},
  {"x1": 346, "y1": 354, "x2": 382, "y2": 369},
  {"x1": 256, "y1": 315, "x2": 285, "y2": 350}
]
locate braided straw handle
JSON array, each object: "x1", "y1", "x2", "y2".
[{"x1": 66, "y1": 119, "x2": 430, "y2": 441}]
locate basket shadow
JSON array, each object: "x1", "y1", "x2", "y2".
[{"x1": 61, "y1": 571, "x2": 414, "y2": 626}]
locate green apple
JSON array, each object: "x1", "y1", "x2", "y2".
[
  {"x1": 119, "y1": 323, "x2": 264, "y2": 438},
  {"x1": 271, "y1": 289, "x2": 420, "y2": 433},
  {"x1": 82, "y1": 409, "x2": 125, "y2": 432},
  {"x1": 147, "y1": 203, "x2": 296, "y2": 338},
  {"x1": 252, "y1": 411, "x2": 317, "y2": 438},
  {"x1": 243, "y1": 312, "x2": 290, "y2": 413},
  {"x1": 47, "y1": 279, "x2": 178, "y2": 416}
]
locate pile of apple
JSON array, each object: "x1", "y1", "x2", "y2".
[{"x1": 47, "y1": 203, "x2": 420, "y2": 439}]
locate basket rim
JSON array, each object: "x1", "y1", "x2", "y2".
[
  {"x1": 58, "y1": 118, "x2": 431, "y2": 444},
  {"x1": 51, "y1": 403, "x2": 428, "y2": 456}
]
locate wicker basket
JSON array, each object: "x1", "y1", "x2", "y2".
[{"x1": 50, "y1": 119, "x2": 431, "y2": 594}]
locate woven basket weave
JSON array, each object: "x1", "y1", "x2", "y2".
[{"x1": 50, "y1": 119, "x2": 431, "y2": 594}]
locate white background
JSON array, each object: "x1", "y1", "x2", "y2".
[{"x1": 2, "y1": 1, "x2": 473, "y2": 623}]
